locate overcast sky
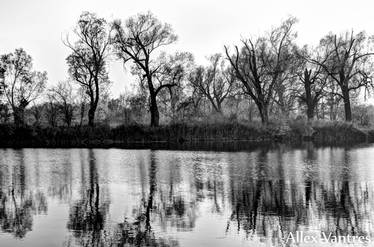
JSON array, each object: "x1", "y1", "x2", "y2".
[{"x1": 1, "y1": 0, "x2": 374, "y2": 98}]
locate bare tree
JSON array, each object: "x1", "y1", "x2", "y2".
[
  {"x1": 0, "y1": 48, "x2": 47, "y2": 126},
  {"x1": 325, "y1": 82, "x2": 343, "y2": 120},
  {"x1": 65, "y1": 12, "x2": 111, "y2": 127},
  {"x1": 177, "y1": 85, "x2": 204, "y2": 120},
  {"x1": 189, "y1": 54, "x2": 236, "y2": 114},
  {"x1": 155, "y1": 52, "x2": 194, "y2": 122},
  {"x1": 45, "y1": 93, "x2": 59, "y2": 127},
  {"x1": 295, "y1": 45, "x2": 329, "y2": 120},
  {"x1": 49, "y1": 81, "x2": 75, "y2": 127},
  {"x1": 111, "y1": 12, "x2": 178, "y2": 127},
  {"x1": 225, "y1": 17, "x2": 297, "y2": 124},
  {"x1": 312, "y1": 31, "x2": 374, "y2": 121}
]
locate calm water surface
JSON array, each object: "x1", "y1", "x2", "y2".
[{"x1": 0, "y1": 145, "x2": 374, "y2": 247}]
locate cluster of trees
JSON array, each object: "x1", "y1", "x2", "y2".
[{"x1": 1, "y1": 12, "x2": 374, "y2": 128}]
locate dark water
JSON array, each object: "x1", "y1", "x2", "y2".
[{"x1": 0, "y1": 145, "x2": 374, "y2": 247}]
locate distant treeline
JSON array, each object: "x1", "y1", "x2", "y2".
[{"x1": 1, "y1": 12, "x2": 374, "y2": 129}]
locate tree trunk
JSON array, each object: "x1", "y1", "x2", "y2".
[
  {"x1": 66, "y1": 113, "x2": 72, "y2": 127},
  {"x1": 64, "y1": 104, "x2": 72, "y2": 127},
  {"x1": 208, "y1": 97, "x2": 223, "y2": 115},
  {"x1": 13, "y1": 107, "x2": 25, "y2": 127},
  {"x1": 306, "y1": 98, "x2": 317, "y2": 121},
  {"x1": 342, "y1": 87, "x2": 352, "y2": 121},
  {"x1": 88, "y1": 105, "x2": 96, "y2": 127},
  {"x1": 150, "y1": 93, "x2": 159, "y2": 127},
  {"x1": 306, "y1": 105, "x2": 314, "y2": 121},
  {"x1": 257, "y1": 101, "x2": 269, "y2": 125},
  {"x1": 304, "y1": 70, "x2": 315, "y2": 121},
  {"x1": 214, "y1": 103, "x2": 223, "y2": 115},
  {"x1": 147, "y1": 75, "x2": 160, "y2": 127}
]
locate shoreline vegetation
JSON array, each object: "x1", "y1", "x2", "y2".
[{"x1": 0, "y1": 120, "x2": 372, "y2": 150}]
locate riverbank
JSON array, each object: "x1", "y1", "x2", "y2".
[{"x1": 0, "y1": 120, "x2": 371, "y2": 149}]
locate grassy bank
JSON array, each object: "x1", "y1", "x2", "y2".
[{"x1": 0, "y1": 120, "x2": 371, "y2": 149}]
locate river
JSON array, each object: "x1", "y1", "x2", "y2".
[{"x1": 0, "y1": 144, "x2": 373, "y2": 246}]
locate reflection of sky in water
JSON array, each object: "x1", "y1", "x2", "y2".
[{"x1": 0, "y1": 145, "x2": 373, "y2": 246}]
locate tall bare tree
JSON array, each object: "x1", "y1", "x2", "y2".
[
  {"x1": 65, "y1": 12, "x2": 110, "y2": 127},
  {"x1": 312, "y1": 31, "x2": 374, "y2": 121},
  {"x1": 0, "y1": 48, "x2": 47, "y2": 126},
  {"x1": 111, "y1": 12, "x2": 178, "y2": 127},
  {"x1": 189, "y1": 54, "x2": 236, "y2": 114},
  {"x1": 225, "y1": 17, "x2": 297, "y2": 124}
]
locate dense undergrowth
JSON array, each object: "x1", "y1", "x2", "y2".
[{"x1": 0, "y1": 119, "x2": 371, "y2": 148}]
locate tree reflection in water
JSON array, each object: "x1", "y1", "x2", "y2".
[
  {"x1": 63, "y1": 147, "x2": 374, "y2": 247},
  {"x1": 0, "y1": 147, "x2": 373, "y2": 246},
  {"x1": 226, "y1": 145, "x2": 374, "y2": 246},
  {"x1": 65, "y1": 150, "x2": 180, "y2": 247},
  {"x1": 66, "y1": 149, "x2": 109, "y2": 247},
  {"x1": 108, "y1": 151, "x2": 180, "y2": 247},
  {"x1": 0, "y1": 150, "x2": 47, "y2": 238}
]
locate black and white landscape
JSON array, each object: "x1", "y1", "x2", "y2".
[{"x1": 1, "y1": 0, "x2": 374, "y2": 246}]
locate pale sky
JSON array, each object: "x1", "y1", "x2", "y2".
[{"x1": 1, "y1": 0, "x2": 374, "y2": 98}]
